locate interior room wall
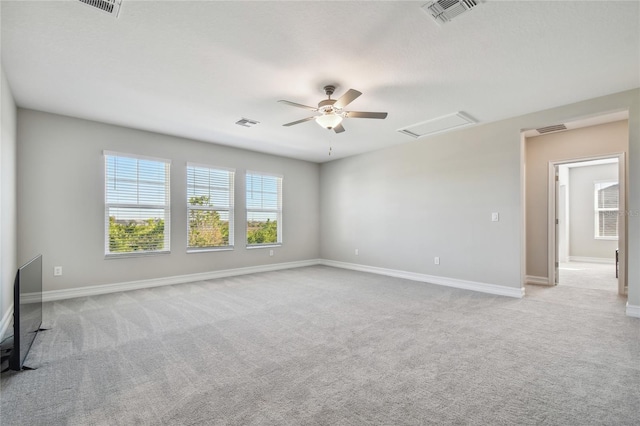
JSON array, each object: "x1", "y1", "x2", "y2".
[
  {"x1": 11, "y1": 89, "x2": 640, "y2": 313},
  {"x1": 0, "y1": 67, "x2": 18, "y2": 334},
  {"x1": 321, "y1": 118, "x2": 522, "y2": 289},
  {"x1": 321, "y1": 89, "x2": 639, "y2": 308},
  {"x1": 525, "y1": 120, "x2": 628, "y2": 279},
  {"x1": 569, "y1": 163, "x2": 619, "y2": 261},
  {"x1": 17, "y1": 109, "x2": 320, "y2": 292}
]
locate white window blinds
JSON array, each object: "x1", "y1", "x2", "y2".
[
  {"x1": 187, "y1": 164, "x2": 235, "y2": 250},
  {"x1": 104, "y1": 151, "x2": 171, "y2": 255},
  {"x1": 594, "y1": 181, "x2": 619, "y2": 239},
  {"x1": 246, "y1": 171, "x2": 282, "y2": 246}
]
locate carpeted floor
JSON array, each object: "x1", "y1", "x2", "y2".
[
  {"x1": 559, "y1": 261, "x2": 618, "y2": 292},
  {"x1": 1, "y1": 266, "x2": 639, "y2": 425}
]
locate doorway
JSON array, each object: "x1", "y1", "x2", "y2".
[
  {"x1": 548, "y1": 154, "x2": 626, "y2": 295},
  {"x1": 522, "y1": 112, "x2": 630, "y2": 313}
]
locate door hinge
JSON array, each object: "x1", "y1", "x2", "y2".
[{"x1": 556, "y1": 219, "x2": 559, "y2": 225}]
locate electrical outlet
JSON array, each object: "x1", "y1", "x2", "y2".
[
  {"x1": 355, "y1": 249, "x2": 359, "y2": 256},
  {"x1": 492, "y1": 212, "x2": 499, "y2": 222},
  {"x1": 434, "y1": 257, "x2": 440, "y2": 265},
  {"x1": 269, "y1": 249, "x2": 274, "y2": 257},
  {"x1": 54, "y1": 266, "x2": 63, "y2": 276}
]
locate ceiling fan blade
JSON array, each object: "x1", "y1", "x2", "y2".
[
  {"x1": 333, "y1": 123, "x2": 345, "y2": 133},
  {"x1": 283, "y1": 116, "x2": 317, "y2": 127},
  {"x1": 278, "y1": 100, "x2": 318, "y2": 111},
  {"x1": 346, "y1": 111, "x2": 388, "y2": 119},
  {"x1": 333, "y1": 89, "x2": 362, "y2": 109}
]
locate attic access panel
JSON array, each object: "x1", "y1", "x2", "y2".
[{"x1": 398, "y1": 112, "x2": 476, "y2": 138}]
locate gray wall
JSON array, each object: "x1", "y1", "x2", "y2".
[
  {"x1": 321, "y1": 89, "x2": 640, "y2": 308},
  {"x1": 4, "y1": 88, "x2": 640, "y2": 321},
  {"x1": 320, "y1": 120, "x2": 521, "y2": 288},
  {"x1": 569, "y1": 163, "x2": 618, "y2": 260},
  {"x1": 17, "y1": 109, "x2": 320, "y2": 291},
  {"x1": 1, "y1": 67, "x2": 18, "y2": 329},
  {"x1": 525, "y1": 120, "x2": 628, "y2": 278}
]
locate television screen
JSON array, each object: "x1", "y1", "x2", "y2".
[{"x1": 9, "y1": 255, "x2": 43, "y2": 371}]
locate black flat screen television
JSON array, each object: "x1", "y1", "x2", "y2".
[{"x1": 8, "y1": 255, "x2": 43, "y2": 371}]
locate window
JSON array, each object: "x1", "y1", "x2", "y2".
[
  {"x1": 187, "y1": 164, "x2": 234, "y2": 250},
  {"x1": 246, "y1": 172, "x2": 282, "y2": 246},
  {"x1": 594, "y1": 181, "x2": 619, "y2": 239},
  {"x1": 105, "y1": 152, "x2": 171, "y2": 256}
]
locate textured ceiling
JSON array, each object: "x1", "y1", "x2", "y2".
[{"x1": 1, "y1": 1, "x2": 639, "y2": 163}]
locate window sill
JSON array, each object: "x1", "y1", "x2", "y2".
[
  {"x1": 595, "y1": 236, "x2": 619, "y2": 241},
  {"x1": 105, "y1": 251, "x2": 170, "y2": 259},
  {"x1": 187, "y1": 246, "x2": 234, "y2": 254},
  {"x1": 246, "y1": 244, "x2": 282, "y2": 250}
]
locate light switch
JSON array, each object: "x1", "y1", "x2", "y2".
[{"x1": 491, "y1": 212, "x2": 499, "y2": 222}]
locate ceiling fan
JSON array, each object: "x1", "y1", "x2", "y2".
[{"x1": 278, "y1": 85, "x2": 388, "y2": 133}]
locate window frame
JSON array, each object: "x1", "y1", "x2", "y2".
[
  {"x1": 104, "y1": 151, "x2": 171, "y2": 258},
  {"x1": 594, "y1": 180, "x2": 619, "y2": 240},
  {"x1": 186, "y1": 163, "x2": 235, "y2": 252},
  {"x1": 245, "y1": 171, "x2": 283, "y2": 248}
]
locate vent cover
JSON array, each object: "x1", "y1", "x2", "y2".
[
  {"x1": 78, "y1": 0, "x2": 122, "y2": 18},
  {"x1": 398, "y1": 112, "x2": 476, "y2": 139},
  {"x1": 235, "y1": 118, "x2": 260, "y2": 128},
  {"x1": 421, "y1": 0, "x2": 481, "y2": 25},
  {"x1": 536, "y1": 124, "x2": 567, "y2": 134}
]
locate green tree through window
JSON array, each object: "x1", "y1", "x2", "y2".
[
  {"x1": 246, "y1": 172, "x2": 282, "y2": 245},
  {"x1": 247, "y1": 218, "x2": 277, "y2": 244},
  {"x1": 187, "y1": 164, "x2": 234, "y2": 250},
  {"x1": 105, "y1": 152, "x2": 171, "y2": 256},
  {"x1": 109, "y1": 216, "x2": 165, "y2": 253},
  {"x1": 188, "y1": 196, "x2": 229, "y2": 247}
]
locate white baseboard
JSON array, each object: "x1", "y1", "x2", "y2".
[
  {"x1": 525, "y1": 275, "x2": 551, "y2": 285},
  {"x1": 16, "y1": 257, "x2": 634, "y2": 316},
  {"x1": 40, "y1": 259, "x2": 322, "y2": 302},
  {"x1": 568, "y1": 256, "x2": 615, "y2": 264},
  {"x1": 320, "y1": 259, "x2": 524, "y2": 298},
  {"x1": 1, "y1": 303, "x2": 14, "y2": 339},
  {"x1": 626, "y1": 303, "x2": 640, "y2": 318}
]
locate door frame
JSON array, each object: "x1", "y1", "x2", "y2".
[{"x1": 547, "y1": 153, "x2": 627, "y2": 294}]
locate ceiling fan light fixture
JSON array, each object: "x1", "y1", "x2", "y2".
[
  {"x1": 316, "y1": 112, "x2": 343, "y2": 130},
  {"x1": 280, "y1": 86, "x2": 387, "y2": 133}
]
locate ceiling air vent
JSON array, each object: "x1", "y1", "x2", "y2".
[
  {"x1": 78, "y1": 0, "x2": 122, "y2": 18},
  {"x1": 398, "y1": 112, "x2": 476, "y2": 139},
  {"x1": 536, "y1": 124, "x2": 567, "y2": 134},
  {"x1": 421, "y1": 0, "x2": 481, "y2": 25},
  {"x1": 235, "y1": 118, "x2": 260, "y2": 128}
]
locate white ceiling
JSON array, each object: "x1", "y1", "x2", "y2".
[{"x1": 1, "y1": 0, "x2": 639, "y2": 163}]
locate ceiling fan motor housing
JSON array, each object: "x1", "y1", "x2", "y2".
[{"x1": 318, "y1": 99, "x2": 337, "y2": 110}]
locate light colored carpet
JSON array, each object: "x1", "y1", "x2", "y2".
[
  {"x1": 1, "y1": 266, "x2": 639, "y2": 425},
  {"x1": 559, "y1": 261, "x2": 618, "y2": 292}
]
